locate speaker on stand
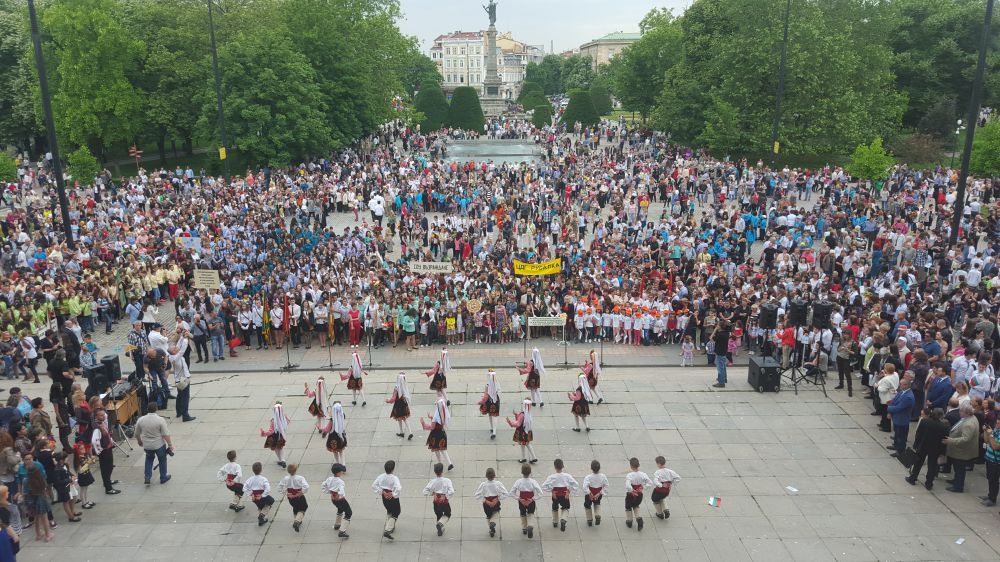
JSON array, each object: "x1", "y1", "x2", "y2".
[
  {"x1": 811, "y1": 301, "x2": 833, "y2": 330},
  {"x1": 788, "y1": 299, "x2": 808, "y2": 327},
  {"x1": 757, "y1": 302, "x2": 779, "y2": 361}
]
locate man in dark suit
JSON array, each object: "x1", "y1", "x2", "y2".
[
  {"x1": 906, "y1": 408, "x2": 950, "y2": 490},
  {"x1": 888, "y1": 376, "x2": 916, "y2": 453},
  {"x1": 925, "y1": 372, "x2": 954, "y2": 409}
]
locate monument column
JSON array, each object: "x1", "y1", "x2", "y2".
[{"x1": 480, "y1": 1, "x2": 505, "y2": 116}]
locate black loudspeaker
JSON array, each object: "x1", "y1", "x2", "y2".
[
  {"x1": 83, "y1": 364, "x2": 108, "y2": 399},
  {"x1": 789, "y1": 299, "x2": 808, "y2": 327},
  {"x1": 101, "y1": 355, "x2": 122, "y2": 381},
  {"x1": 812, "y1": 301, "x2": 833, "y2": 330},
  {"x1": 748, "y1": 356, "x2": 781, "y2": 393},
  {"x1": 759, "y1": 303, "x2": 778, "y2": 330}
]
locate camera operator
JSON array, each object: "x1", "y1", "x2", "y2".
[{"x1": 134, "y1": 403, "x2": 173, "y2": 485}]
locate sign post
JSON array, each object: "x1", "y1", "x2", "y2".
[{"x1": 128, "y1": 145, "x2": 143, "y2": 174}]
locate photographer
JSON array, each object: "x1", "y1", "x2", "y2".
[{"x1": 134, "y1": 403, "x2": 173, "y2": 485}]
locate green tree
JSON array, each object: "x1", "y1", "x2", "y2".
[
  {"x1": 198, "y1": 29, "x2": 331, "y2": 166},
  {"x1": 0, "y1": 0, "x2": 39, "y2": 150},
  {"x1": 609, "y1": 8, "x2": 682, "y2": 121},
  {"x1": 531, "y1": 103, "x2": 553, "y2": 128},
  {"x1": 39, "y1": 0, "x2": 145, "y2": 160},
  {"x1": 402, "y1": 50, "x2": 441, "y2": 99},
  {"x1": 845, "y1": 137, "x2": 895, "y2": 181},
  {"x1": 562, "y1": 90, "x2": 599, "y2": 127},
  {"x1": 526, "y1": 55, "x2": 564, "y2": 95},
  {"x1": 560, "y1": 54, "x2": 594, "y2": 92},
  {"x1": 917, "y1": 97, "x2": 958, "y2": 141},
  {"x1": 518, "y1": 81, "x2": 543, "y2": 102},
  {"x1": 67, "y1": 146, "x2": 100, "y2": 186},
  {"x1": 970, "y1": 121, "x2": 1000, "y2": 178},
  {"x1": 697, "y1": 96, "x2": 744, "y2": 158},
  {"x1": 446, "y1": 86, "x2": 485, "y2": 131},
  {"x1": 413, "y1": 79, "x2": 449, "y2": 131},
  {"x1": 590, "y1": 84, "x2": 612, "y2": 116},
  {"x1": 519, "y1": 90, "x2": 548, "y2": 112},
  {"x1": 0, "y1": 153, "x2": 16, "y2": 182}
]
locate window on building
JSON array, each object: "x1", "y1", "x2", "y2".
[{"x1": 460, "y1": 76, "x2": 464, "y2": 83}]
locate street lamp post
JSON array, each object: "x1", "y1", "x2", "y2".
[
  {"x1": 207, "y1": 0, "x2": 230, "y2": 184},
  {"x1": 770, "y1": 0, "x2": 793, "y2": 157},
  {"x1": 26, "y1": 0, "x2": 75, "y2": 250},
  {"x1": 950, "y1": 119, "x2": 964, "y2": 169},
  {"x1": 950, "y1": 0, "x2": 994, "y2": 246}
]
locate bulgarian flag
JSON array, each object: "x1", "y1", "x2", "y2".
[{"x1": 708, "y1": 497, "x2": 722, "y2": 507}]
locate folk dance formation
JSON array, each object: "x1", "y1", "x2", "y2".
[{"x1": 218, "y1": 347, "x2": 682, "y2": 540}]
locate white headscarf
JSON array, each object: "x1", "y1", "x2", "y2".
[
  {"x1": 531, "y1": 348, "x2": 545, "y2": 375},
  {"x1": 431, "y1": 398, "x2": 451, "y2": 426},
  {"x1": 440, "y1": 348, "x2": 451, "y2": 374},
  {"x1": 331, "y1": 402, "x2": 346, "y2": 435},
  {"x1": 578, "y1": 374, "x2": 594, "y2": 402},
  {"x1": 316, "y1": 376, "x2": 328, "y2": 411},
  {"x1": 486, "y1": 369, "x2": 500, "y2": 402},
  {"x1": 395, "y1": 372, "x2": 411, "y2": 401},
  {"x1": 589, "y1": 349, "x2": 601, "y2": 377},
  {"x1": 521, "y1": 398, "x2": 533, "y2": 433},
  {"x1": 272, "y1": 403, "x2": 289, "y2": 436},
  {"x1": 350, "y1": 351, "x2": 363, "y2": 379}
]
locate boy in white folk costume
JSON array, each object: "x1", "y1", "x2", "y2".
[
  {"x1": 277, "y1": 464, "x2": 310, "y2": 532},
  {"x1": 541, "y1": 458, "x2": 579, "y2": 532},
  {"x1": 320, "y1": 463, "x2": 352, "y2": 539},
  {"x1": 216, "y1": 450, "x2": 246, "y2": 513},
  {"x1": 474, "y1": 467, "x2": 508, "y2": 538},
  {"x1": 422, "y1": 462, "x2": 455, "y2": 536}
]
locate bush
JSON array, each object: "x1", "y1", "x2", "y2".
[
  {"x1": 590, "y1": 84, "x2": 612, "y2": 116},
  {"x1": 519, "y1": 90, "x2": 547, "y2": 112},
  {"x1": 413, "y1": 80, "x2": 450, "y2": 132},
  {"x1": 971, "y1": 121, "x2": 1000, "y2": 178},
  {"x1": 561, "y1": 90, "x2": 600, "y2": 127},
  {"x1": 518, "y1": 81, "x2": 543, "y2": 103},
  {"x1": 532, "y1": 103, "x2": 553, "y2": 128},
  {"x1": 446, "y1": 86, "x2": 485, "y2": 132},
  {"x1": 890, "y1": 132, "x2": 944, "y2": 165},
  {"x1": 67, "y1": 146, "x2": 100, "y2": 186},
  {"x1": 0, "y1": 154, "x2": 16, "y2": 183},
  {"x1": 845, "y1": 137, "x2": 894, "y2": 181}
]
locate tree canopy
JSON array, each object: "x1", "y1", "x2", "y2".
[
  {"x1": 562, "y1": 90, "x2": 600, "y2": 127},
  {"x1": 446, "y1": 87, "x2": 485, "y2": 131},
  {"x1": 413, "y1": 80, "x2": 449, "y2": 132}
]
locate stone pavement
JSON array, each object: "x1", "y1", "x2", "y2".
[{"x1": 17, "y1": 359, "x2": 1000, "y2": 562}]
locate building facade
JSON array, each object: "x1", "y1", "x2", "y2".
[
  {"x1": 578, "y1": 32, "x2": 640, "y2": 69},
  {"x1": 430, "y1": 31, "x2": 544, "y2": 99}
]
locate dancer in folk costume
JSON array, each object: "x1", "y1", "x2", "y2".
[
  {"x1": 372, "y1": 460, "x2": 402, "y2": 540},
  {"x1": 507, "y1": 398, "x2": 538, "y2": 463},
  {"x1": 541, "y1": 458, "x2": 580, "y2": 532},
  {"x1": 321, "y1": 402, "x2": 348, "y2": 468},
  {"x1": 421, "y1": 398, "x2": 455, "y2": 470},
  {"x1": 474, "y1": 467, "x2": 508, "y2": 538},
  {"x1": 582, "y1": 459, "x2": 609, "y2": 527},
  {"x1": 385, "y1": 372, "x2": 414, "y2": 440},
  {"x1": 217, "y1": 450, "x2": 246, "y2": 512},
  {"x1": 277, "y1": 464, "x2": 310, "y2": 532},
  {"x1": 260, "y1": 401, "x2": 290, "y2": 467},
  {"x1": 340, "y1": 350, "x2": 367, "y2": 406},
  {"x1": 422, "y1": 462, "x2": 455, "y2": 536},
  {"x1": 651, "y1": 455, "x2": 681, "y2": 521},
  {"x1": 518, "y1": 348, "x2": 545, "y2": 406},
  {"x1": 569, "y1": 374, "x2": 593, "y2": 432},
  {"x1": 478, "y1": 368, "x2": 501, "y2": 439},
  {"x1": 304, "y1": 376, "x2": 331, "y2": 432},
  {"x1": 424, "y1": 347, "x2": 451, "y2": 405},
  {"x1": 321, "y1": 463, "x2": 352, "y2": 539},
  {"x1": 244, "y1": 462, "x2": 275, "y2": 526},
  {"x1": 624, "y1": 457, "x2": 653, "y2": 531},
  {"x1": 578, "y1": 349, "x2": 605, "y2": 403},
  {"x1": 508, "y1": 462, "x2": 544, "y2": 539}
]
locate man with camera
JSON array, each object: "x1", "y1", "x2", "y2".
[
  {"x1": 134, "y1": 403, "x2": 174, "y2": 485},
  {"x1": 167, "y1": 331, "x2": 195, "y2": 422}
]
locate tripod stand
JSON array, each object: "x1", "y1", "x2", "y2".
[{"x1": 280, "y1": 329, "x2": 298, "y2": 372}]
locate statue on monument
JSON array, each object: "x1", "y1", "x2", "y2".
[{"x1": 483, "y1": 0, "x2": 497, "y2": 26}]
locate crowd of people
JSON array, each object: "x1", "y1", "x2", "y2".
[{"x1": 1, "y1": 109, "x2": 1000, "y2": 549}]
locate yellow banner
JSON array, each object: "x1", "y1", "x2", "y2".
[{"x1": 513, "y1": 258, "x2": 562, "y2": 276}]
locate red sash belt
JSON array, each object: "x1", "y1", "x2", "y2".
[
  {"x1": 518, "y1": 490, "x2": 534, "y2": 506},
  {"x1": 329, "y1": 491, "x2": 342, "y2": 501},
  {"x1": 381, "y1": 489, "x2": 395, "y2": 500},
  {"x1": 433, "y1": 493, "x2": 449, "y2": 505},
  {"x1": 588, "y1": 486, "x2": 603, "y2": 499},
  {"x1": 483, "y1": 495, "x2": 499, "y2": 507},
  {"x1": 552, "y1": 486, "x2": 569, "y2": 498},
  {"x1": 251, "y1": 490, "x2": 264, "y2": 501},
  {"x1": 654, "y1": 484, "x2": 672, "y2": 495},
  {"x1": 286, "y1": 489, "x2": 303, "y2": 499}
]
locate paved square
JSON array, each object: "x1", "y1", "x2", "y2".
[{"x1": 17, "y1": 360, "x2": 1000, "y2": 561}]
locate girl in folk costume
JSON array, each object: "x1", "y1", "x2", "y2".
[
  {"x1": 260, "y1": 402, "x2": 290, "y2": 467},
  {"x1": 424, "y1": 347, "x2": 451, "y2": 405},
  {"x1": 507, "y1": 398, "x2": 538, "y2": 464},
  {"x1": 478, "y1": 369, "x2": 501, "y2": 439},
  {"x1": 578, "y1": 349, "x2": 605, "y2": 404},
  {"x1": 385, "y1": 372, "x2": 414, "y2": 440},
  {"x1": 322, "y1": 402, "x2": 348, "y2": 468},
  {"x1": 340, "y1": 351, "x2": 368, "y2": 406},
  {"x1": 420, "y1": 398, "x2": 455, "y2": 470},
  {"x1": 569, "y1": 374, "x2": 593, "y2": 432},
  {"x1": 518, "y1": 347, "x2": 545, "y2": 407},
  {"x1": 304, "y1": 376, "x2": 331, "y2": 432}
]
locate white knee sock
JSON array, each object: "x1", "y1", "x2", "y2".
[
  {"x1": 526, "y1": 444, "x2": 537, "y2": 461},
  {"x1": 442, "y1": 451, "x2": 453, "y2": 466},
  {"x1": 488, "y1": 416, "x2": 495, "y2": 432}
]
